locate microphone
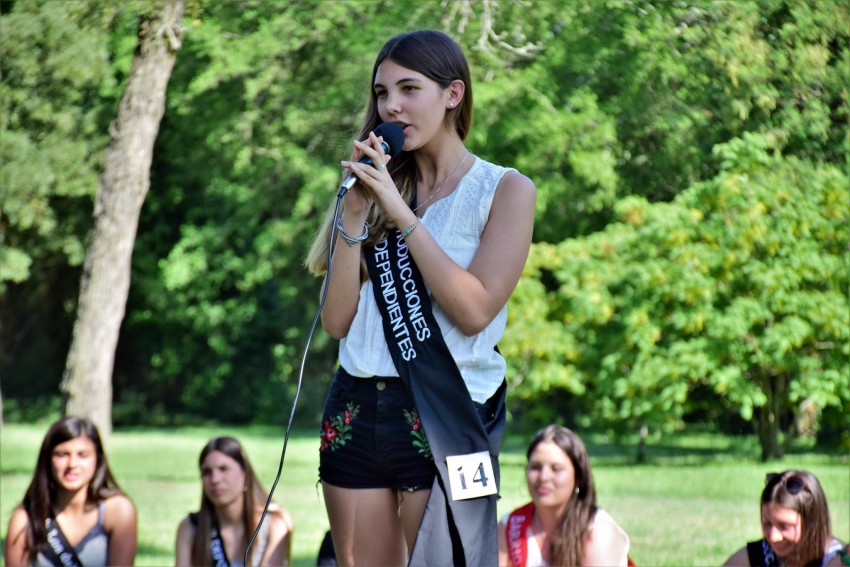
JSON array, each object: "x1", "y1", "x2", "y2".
[{"x1": 339, "y1": 122, "x2": 405, "y2": 196}]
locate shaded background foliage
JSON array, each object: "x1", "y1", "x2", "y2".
[{"x1": 2, "y1": 0, "x2": 848, "y2": 458}]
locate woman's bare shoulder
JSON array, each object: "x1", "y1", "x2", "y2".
[
  {"x1": 498, "y1": 169, "x2": 536, "y2": 197},
  {"x1": 259, "y1": 504, "x2": 293, "y2": 536},
  {"x1": 7, "y1": 506, "x2": 28, "y2": 527},
  {"x1": 103, "y1": 493, "x2": 137, "y2": 520}
]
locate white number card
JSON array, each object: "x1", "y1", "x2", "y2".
[{"x1": 445, "y1": 451, "x2": 497, "y2": 501}]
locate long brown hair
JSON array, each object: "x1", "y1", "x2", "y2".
[
  {"x1": 761, "y1": 470, "x2": 833, "y2": 567},
  {"x1": 305, "y1": 29, "x2": 473, "y2": 276},
  {"x1": 527, "y1": 424, "x2": 597, "y2": 567},
  {"x1": 20, "y1": 416, "x2": 124, "y2": 556},
  {"x1": 191, "y1": 436, "x2": 269, "y2": 567}
]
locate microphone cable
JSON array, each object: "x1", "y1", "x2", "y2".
[
  {"x1": 244, "y1": 193, "x2": 346, "y2": 566},
  {"x1": 245, "y1": 121, "x2": 401, "y2": 563}
]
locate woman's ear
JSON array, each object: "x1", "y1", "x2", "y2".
[{"x1": 447, "y1": 79, "x2": 466, "y2": 108}]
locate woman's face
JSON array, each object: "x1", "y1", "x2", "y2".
[
  {"x1": 761, "y1": 502, "x2": 803, "y2": 559},
  {"x1": 526, "y1": 440, "x2": 576, "y2": 512},
  {"x1": 201, "y1": 450, "x2": 247, "y2": 508},
  {"x1": 373, "y1": 59, "x2": 454, "y2": 151},
  {"x1": 51, "y1": 436, "x2": 98, "y2": 493}
]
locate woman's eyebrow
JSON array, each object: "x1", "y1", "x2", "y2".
[{"x1": 374, "y1": 77, "x2": 424, "y2": 89}]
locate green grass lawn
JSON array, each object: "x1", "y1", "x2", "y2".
[{"x1": 1, "y1": 422, "x2": 847, "y2": 566}]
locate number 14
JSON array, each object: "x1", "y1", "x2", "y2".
[
  {"x1": 446, "y1": 451, "x2": 497, "y2": 501},
  {"x1": 458, "y1": 462, "x2": 489, "y2": 490}
]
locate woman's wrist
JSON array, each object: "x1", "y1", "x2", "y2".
[
  {"x1": 340, "y1": 213, "x2": 367, "y2": 228},
  {"x1": 393, "y1": 210, "x2": 420, "y2": 234},
  {"x1": 337, "y1": 215, "x2": 369, "y2": 247},
  {"x1": 401, "y1": 217, "x2": 422, "y2": 238}
]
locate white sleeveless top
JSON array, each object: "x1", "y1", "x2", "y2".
[
  {"x1": 338, "y1": 156, "x2": 513, "y2": 403},
  {"x1": 230, "y1": 518, "x2": 268, "y2": 567}
]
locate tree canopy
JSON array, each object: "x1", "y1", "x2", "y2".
[{"x1": 2, "y1": 0, "x2": 847, "y2": 459}]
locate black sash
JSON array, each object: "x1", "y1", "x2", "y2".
[
  {"x1": 747, "y1": 539, "x2": 778, "y2": 567},
  {"x1": 189, "y1": 513, "x2": 230, "y2": 567},
  {"x1": 209, "y1": 526, "x2": 230, "y2": 567},
  {"x1": 364, "y1": 229, "x2": 506, "y2": 566},
  {"x1": 43, "y1": 516, "x2": 83, "y2": 567}
]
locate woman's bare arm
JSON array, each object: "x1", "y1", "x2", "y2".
[
  {"x1": 4, "y1": 508, "x2": 31, "y2": 567},
  {"x1": 105, "y1": 494, "x2": 138, "y2": 566}
]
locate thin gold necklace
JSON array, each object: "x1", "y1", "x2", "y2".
[{"x1": 413, "y1": 151, "x2": 470, "y2": 213}]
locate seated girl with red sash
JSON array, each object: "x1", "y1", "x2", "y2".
[
  {"x1": 175, "y1": 437, "x2": 293, "y2": 567},
  {"x1": 498, "y1": 425, "x2": 632, "y2": 567},
  {"x1": 723, "y1": 470, "x2": 848, "y2": 567},
  {"x1": 4, "y1": 416, "x2": 137, "y2": 567}
]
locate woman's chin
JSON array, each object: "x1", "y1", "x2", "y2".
[{"x1": 771, "y1": 543, "x2": 794, "y2": 559}]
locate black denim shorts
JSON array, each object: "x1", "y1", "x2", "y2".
[{"x1": 318, "y1": 367, "x2": 437, "y2": 491}]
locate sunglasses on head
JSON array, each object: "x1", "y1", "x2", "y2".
[{"x1": 765, "y1": 472, "x2": 805, "y2": 495}]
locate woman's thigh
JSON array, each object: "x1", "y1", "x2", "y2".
[
  {"x1": 322, "y1": 483, "x2": 407, "y2": 567},
  {"x1": 397, "y1": 488, "x2": 431, "y2": 554}
]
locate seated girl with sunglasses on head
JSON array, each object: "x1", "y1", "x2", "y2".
[{"x1": 723, "y1": 470, "x2": 848, "y2": 567}]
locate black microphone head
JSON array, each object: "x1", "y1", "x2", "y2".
[{"x1": 373, "y1": 122, "x2": 405, "y2": 159}]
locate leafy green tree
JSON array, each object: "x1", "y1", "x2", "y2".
[
  {"x1": 505, "y1": 133, "x2": 849, "y2": 460},
  {"x1": 0, "y1": 0, "x2": 117, "y2": 408},
  {"x1": 117, "y1": 0, "x2": 441, "y2": 422},
  {"x1": 114, "y1": 0, "x2": 554, "y2": 424},
  {"x1": 2, "y1": 0, "x2": 848, "y2": 456},
  {"x1": 477, "y1": 0, "x2": 849, "y2": 240},
  {"x1": 0, "y1": 0, "x2": 113, "y2": 289}
]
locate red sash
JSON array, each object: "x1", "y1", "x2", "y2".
[
  {"x1": 506, "y1": 502, "x2": 535, "y2": 567},
  {"x1": 505, "y1": 503, "x2": 637, "y2": 567}
]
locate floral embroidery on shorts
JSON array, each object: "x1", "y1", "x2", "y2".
[
  {"x1": 404, "y1": 408, "x2": 432, "y2": 460},
  {"x1": 321, "y1": 402, "x2": 360, "y2": 452}
]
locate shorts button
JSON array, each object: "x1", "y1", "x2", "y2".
[{"x1": 376, "y1": 381, "x2": 386, "y2": 391}]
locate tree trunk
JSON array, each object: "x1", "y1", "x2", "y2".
[
  {"x1": 61, "y1": 0, "x2": 185, "y2": 444},
  {"x1": 636, "y1": 422, "x2": 648, "y2": 464},
  {"x1": 757, "y1": 371, "x2": 787, "y2": 461}
]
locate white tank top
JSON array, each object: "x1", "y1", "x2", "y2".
[{"x1": 338, "y1": 156, "x2": 513, "y2": 403}]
